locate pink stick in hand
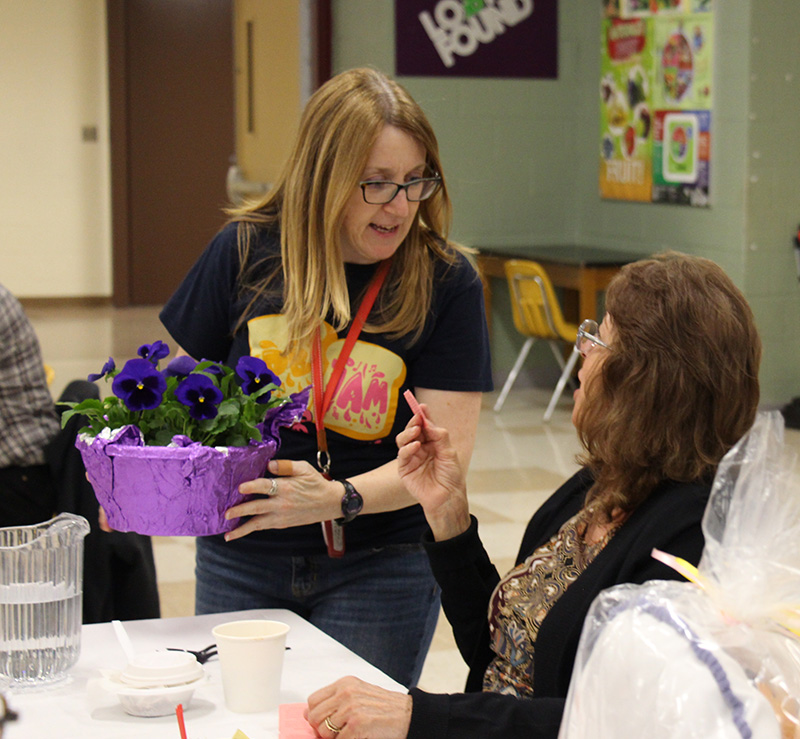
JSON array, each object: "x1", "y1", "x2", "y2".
[
  {"x1": 404, "y1": 389, "x2": 422, "y2": 417},
  {"x1": 404, "y1": 389, "x2": 429, "y2": 430}
]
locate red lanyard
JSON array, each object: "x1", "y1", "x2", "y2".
[{"x1": 311, "y1": 258, "x2": 392, "y2": 556}]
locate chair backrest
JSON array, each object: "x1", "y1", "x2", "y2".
[{"x1": 504, "y1": 259, "x2": 578, "y2": 343}]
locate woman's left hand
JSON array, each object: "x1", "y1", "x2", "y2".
[
  {"x1": 222, "y1": 459, "x2": 342, "y2": 541},
  {"x1": 306, "y1": 676, "x2": 412, "y2": 739}
]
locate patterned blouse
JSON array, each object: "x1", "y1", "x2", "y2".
[{"x1": 483, "y1": 506, "x2": 620, "y2": 696}]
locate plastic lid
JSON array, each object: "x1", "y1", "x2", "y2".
[{"x1": 119, "y1": 650, "x2": 203, "y2": 688}]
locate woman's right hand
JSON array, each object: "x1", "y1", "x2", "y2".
[{"x1": 396, "y1": 405, "x2": 470, "y2": 541}]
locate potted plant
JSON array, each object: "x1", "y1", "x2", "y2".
[{"x1": 63, "y1": 341, "x2": 309, "y2": 536}]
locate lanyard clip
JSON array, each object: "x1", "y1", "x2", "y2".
[{"x1": 316, "y1": 450, "x2": 331, "y2": 477}]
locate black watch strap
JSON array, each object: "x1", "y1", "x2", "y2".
[{"x1": 335, "y1": 479, "x2": 363, "y2": 525}]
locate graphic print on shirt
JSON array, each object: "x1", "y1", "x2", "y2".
[{"x1": 247, "y1": 314, "x2": 407, "y2": 441}]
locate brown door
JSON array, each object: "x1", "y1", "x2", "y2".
[{"x1": 108, "y1": 0, "x2": 235, "y2": 306}]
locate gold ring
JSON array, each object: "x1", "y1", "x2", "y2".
[
  {"x1": 269, "y1": 478, "x2": 278, "y2": 496},
  {"x1": 324, "y1": 715, "x2": 342, "y2": 734}
]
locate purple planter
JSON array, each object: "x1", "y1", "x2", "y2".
[{"x1": 76, "y1": 425, "x2": 277, "y2": 536}]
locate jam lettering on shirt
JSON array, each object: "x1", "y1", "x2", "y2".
[{"x1": 247, "y1": 315, "x2": 407, "y2": 441}]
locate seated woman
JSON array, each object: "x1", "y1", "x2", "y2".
[{"x1": 304, "y1": 252, "x2": 762, "y2": 739}]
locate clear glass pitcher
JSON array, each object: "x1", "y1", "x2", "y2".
[{"x1": 0, "y1": 513, "x2": 90, "y2": 688}]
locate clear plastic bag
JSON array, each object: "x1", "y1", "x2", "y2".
[{"x1": 560, "y1": 412, "x2": 800, "y2": 738}]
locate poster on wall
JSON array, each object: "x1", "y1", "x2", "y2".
[
  {"x1": 599, "y1": 17, "x2": 653, "y2": 201},
  {"x1": 600, "y1": 0, "x2": 713, "y2": 206},
  {"x1": 395, "y1": 0, "x2": 558, "y2": 78}
]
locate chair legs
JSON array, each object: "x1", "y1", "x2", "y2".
[
  {"x1": 493, "y1": 337, "x2": 534, "y2": 412},
  {"x1": 544, "y1": 347, "x2": 580, "y2": 422},
  {"x1": 494, "y1": 339, "x2": 579, "y2": 419}
]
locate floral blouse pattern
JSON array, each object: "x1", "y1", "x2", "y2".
[{"x1": 483, "y1": 507, "x2": 619, "y2": 697}]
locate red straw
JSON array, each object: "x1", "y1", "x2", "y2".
[{"x1": 176, "y1": 703, "x2": 188, "y2": 739}]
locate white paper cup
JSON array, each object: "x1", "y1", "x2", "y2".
[{"x1": 212, "y1": 619, "x2": 290, "y2": 713}]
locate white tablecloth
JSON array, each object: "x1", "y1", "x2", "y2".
[{"x1": 4, "y1": 609, "x2": 404, "y2": 739}]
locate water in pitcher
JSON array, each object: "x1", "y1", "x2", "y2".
[
  {"x1": 0, "y1": 513, "x2": 89, "y2": 688},
  {"x1": 0, "y1": 582, "x2": 82, "y2": 686}
]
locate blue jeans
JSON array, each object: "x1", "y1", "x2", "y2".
[{"x1": 195, "y1": 537, "x2": 441, "y2": 688}]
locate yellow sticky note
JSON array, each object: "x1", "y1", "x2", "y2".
[{"x1": 232, "y1": 731, "x2": 251, "y2": 739}]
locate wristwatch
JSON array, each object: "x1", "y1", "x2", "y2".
[{"x1": 336, "y1": 479, "x2": 363, "y2": 525}]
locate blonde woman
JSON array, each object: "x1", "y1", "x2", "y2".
[{"x1": 161, "y1": 67, "x2": 492, "y2": 687}]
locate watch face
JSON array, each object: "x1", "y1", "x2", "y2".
[
  {"x1": 340, "y1": 481, "x2": 363, "y2": 523},
  {"x1": 344, "y1": 492, "x2": 363, "y2": 516}
]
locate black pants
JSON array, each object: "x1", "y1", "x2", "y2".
[{"x1": 0, "y1": 464, "x2": 56, "y2": 527}]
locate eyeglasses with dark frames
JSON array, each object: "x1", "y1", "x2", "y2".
[
  {"x1": 359, "y1": 176, "x2": 441, "y2": 205},
  {"x1": 575, "y1": 318, "x2": 610, "y2": 356}
]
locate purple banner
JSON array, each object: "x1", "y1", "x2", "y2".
[{"x1": 395, "y1": 0, "x2": 558, "y2": 78}]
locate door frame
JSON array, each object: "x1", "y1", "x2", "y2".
[{"x1": 106, "y1": 0, "x2": 331, "y2": 306}]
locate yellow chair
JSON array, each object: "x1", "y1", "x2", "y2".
[{"x1": 493, "y1": 260, "x2": 580, "y2": 421}]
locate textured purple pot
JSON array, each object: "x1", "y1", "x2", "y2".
[{"x1": 76, "y1": 425, "x2": 277, "y2": 536}]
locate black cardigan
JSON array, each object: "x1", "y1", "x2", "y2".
[{"x1": 408, "y1": 468, "x2": 710, "y2": 738}]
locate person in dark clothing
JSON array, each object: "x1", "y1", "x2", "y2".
[
  {"x1": 0, "y1": 283, "x2": 59, "y2": 526},
  {"x1": 160, "y1": 67, "x2": 491, "y2": 688},
  {"x1": 304, "y1": 252, "x2": 762, "y2": 739}
]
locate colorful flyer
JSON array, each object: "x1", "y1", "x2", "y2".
[
  {"x1": 652, "y1": 14, "x2": 713, "y2": 110},
  {"x1": 599, "y1": 17, "x2": 654, "y2": 201},
  {"x1": 622, "y1": 0, "x2": 690, "y2": 18},
  {"x1": 652, "y1": 109, "x2": 710, "y2": 205},
  {"x1": 599, "y1": 5, "x2": 713, "y2": 207}
]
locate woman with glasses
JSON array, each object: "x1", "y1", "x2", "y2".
[
  {"x1": 305, "y1": 252, "x2": 761, "y2": 738},
  {"x1": 160, "y1": 67, "x2": 492, "y2": 688}
]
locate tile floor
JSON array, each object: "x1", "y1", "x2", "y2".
[{"x1": 25, "y1": 302, "x2": 799, "y2": 695}]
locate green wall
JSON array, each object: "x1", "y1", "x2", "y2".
[{"x1": 332, "y1": 0, "x2": 800, "y2": 407}]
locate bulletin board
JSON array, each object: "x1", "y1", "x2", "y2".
[{"x1": 600, "y1": 0, "x2": 713, "y2": 207}]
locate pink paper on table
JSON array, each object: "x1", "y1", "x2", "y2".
[{"x1": 279, "y1": 703, "x2": 317, "y2": 738}]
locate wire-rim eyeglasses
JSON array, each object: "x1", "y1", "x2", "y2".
[{"x1": 576, "y1": 318, "x2": 610, "y2": 356}]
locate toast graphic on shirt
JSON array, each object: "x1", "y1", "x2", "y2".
[{"x1": 247, "y1": 314, "x2": 406, "y2": 441}]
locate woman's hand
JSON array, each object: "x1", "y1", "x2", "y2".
[
  {"x1": 396, "y1": 404, "x2": 470, "y2": 541},
  {"x1": 98, "y1": 506, "x2": 113, "y2": 533},
  {"x1": 306, "y1": 676, "x2": 412, "y2": 739},
  {"x1": 222, "y1": 458, "x2": 342, "y2": 542}
]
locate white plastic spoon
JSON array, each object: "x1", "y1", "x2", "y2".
[{"x1": 112, "y1": 619, "x2": 137, "y2": 663}]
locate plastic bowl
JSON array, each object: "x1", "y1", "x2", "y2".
[
  {"x1": 101, "y1": 650, "x2": 207, "y2": 717},
  {"x1": 115, "y1": 675, "x2": 206, "y2": 717}
]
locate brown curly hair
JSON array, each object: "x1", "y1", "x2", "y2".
[{"x1": 575, "y1": 251, "x2": 761, "y2": 519}]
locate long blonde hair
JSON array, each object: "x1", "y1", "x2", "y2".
[{"x1": 229, "y1": 67, "x2": 466, "y2": 355}]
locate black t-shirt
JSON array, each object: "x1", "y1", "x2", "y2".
[{"x1": 160, "y1": 222, "x2": 492, "y2": 554}]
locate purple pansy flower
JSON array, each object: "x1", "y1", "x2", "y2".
[
  {"x1": 199, "y1": 360, "x2": 224, "y2": 377},
  {"x1": 88, "y1": 357, "x2": 115, "y2": 382},
  {"x1": 260, "y1": 387, "x2": 311, "y2": 440},
  {"x1": 138, "y1": 340, "x2": 170, "y2": 365},
  {"x1": 112, "y1": 358, "x2": 167, "y2": 411},
  {"x1": 175, "y1": 374, "x2": 224, "y2": 420},
  {"x1": 236, "y1": 356, "x2": 281, "y2": 403},
  {"x1": 165, "y1": 355, "x2": 198, "y2": 378}
]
